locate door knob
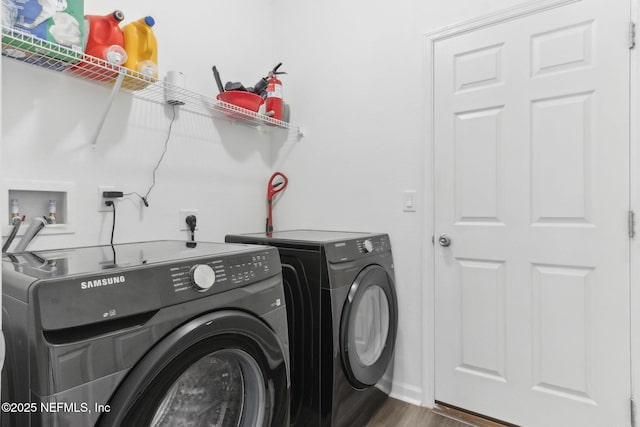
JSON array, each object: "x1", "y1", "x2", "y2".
[{"x1": 438, "y1": 234, "x2": 452, "y2": 247}]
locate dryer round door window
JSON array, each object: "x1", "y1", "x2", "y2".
[
  {"x1": 341, "y1": 264, "x2": 398, "y2": 389},
  {"x1": 150, "y1": 349, "x2": 265, "y2": 426},
  {"x1": 352, "y1": 286, "x2": 390, "y2": 366}
]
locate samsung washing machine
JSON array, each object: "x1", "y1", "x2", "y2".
[
  {"x1": 225, "y1": 230, "x2": 398, "y2": 427},
  {"x1": 1, "y1": 240, "x2": 290, "y2": 427}
]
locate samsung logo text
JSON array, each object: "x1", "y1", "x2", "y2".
[{"x1": 81, "y1": 276, "x2": 126, "y2": 290}]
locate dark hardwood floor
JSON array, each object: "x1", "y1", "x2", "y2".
[{"x1": 365, "y1": 398, "x2": 473, "y2": 427}]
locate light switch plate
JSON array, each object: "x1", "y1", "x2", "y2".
[{"x1": 403, "y1": 190, "x2": 417, "y2": 212}]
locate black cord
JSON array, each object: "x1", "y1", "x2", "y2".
[
  {"x1": 123, "y1": 191, "x2": 149, "y2": 207},
  {"x1": 110, "y1": 202, "x2": 116, "y2": 245},
  {"x1": 186, "y1": 215, "x2": 197, "y2": 242},
  {"x1": 106, "y1": 201, "x2": 116, "y2": 245},
  {"x1": 143, "y1": 104, "x2": 177, "y2": 205}
]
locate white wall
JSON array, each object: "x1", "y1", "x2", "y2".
[
  {"x1": 1, "y1": 0, "x2": 537, "y2": 409},
  {"x1": 272, "y1": 0, "x2": 532, "y2": 405},
  {"x1": 2, "y1": 0, "x2": 278, "y2": 249}
]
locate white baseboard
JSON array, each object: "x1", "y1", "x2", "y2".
[{"x1": 389, "y1": 381, "x2": 425, "y2": 407}]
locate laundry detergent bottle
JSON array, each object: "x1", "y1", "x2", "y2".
[
  {"x1": 85, "y1": 11, "x2": 126, "y2": 64},
  {"x1": 122, "y1": 16, "x2": 158, "y2": 90},
  {"x1": 73, "y1": 10, "x2": 127, "y2": 81}
]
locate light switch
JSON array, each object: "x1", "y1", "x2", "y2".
[{"x1": 403, "y1": 190, "x2": 417, "y2": 212}]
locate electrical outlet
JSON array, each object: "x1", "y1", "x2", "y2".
[
  {"x1": 98, "y1": 185, "x2": 115, "y2": 212},
  {"x1": 180, "y1": 209, "x2": 199, "y2": 231}
]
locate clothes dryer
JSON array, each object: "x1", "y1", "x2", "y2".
[
  {"x1": 226, "y1": 230, "x2": 398, "y2": 427},
  {"x1": 2, "y1": 240, "x2": 289, "y2": 427}
]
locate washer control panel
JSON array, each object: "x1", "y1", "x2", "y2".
[
  {"x1": 29, "y1": 243, "x2": 281, "y2": 331},
  {"x1": 168, "y1": 248, "x2": 278, "y2": 299}
]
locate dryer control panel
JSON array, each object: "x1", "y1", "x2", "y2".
[
  {"x1": 325, "y1": 234, "x2": 391, "y2": 263},
  {"x1": 356, "y1": 236, "x2": 390, "y2": 255}
]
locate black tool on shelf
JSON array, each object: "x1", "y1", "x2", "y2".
[{"x1": 211, "y1": 66, "x2": 224, "y2": 93}]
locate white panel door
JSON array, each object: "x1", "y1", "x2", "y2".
[{"x1": 433, "y1": 1, "x2": 631, "y2": 426}]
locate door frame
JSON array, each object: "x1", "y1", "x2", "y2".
[
  {"x1": 421, "y1": 0, "x2": 638, "y2": 411},
  {"x1": 630, "y1": 0, "x2": 640, "y2": 418}
]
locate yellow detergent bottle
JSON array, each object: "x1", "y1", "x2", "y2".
[{"x1": 121, "y1": 16, "x2": 158, "y2": 90}]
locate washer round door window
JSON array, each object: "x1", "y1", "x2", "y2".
[
  {"x1": 150, "y1": 349, "x2": 265, "y2": 426},
  {"x1": 341, "y1": 265, "x2": 398, "y2": 388},
  {"x1": 98, "y1": 311, "x2": 289, "y2": 427}
]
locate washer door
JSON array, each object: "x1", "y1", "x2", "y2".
[
  {"x1": 98, "y1": 310, "x2": 289, "y2": 427},
  {"x1": 340, "y1": 264, "x2": 398, "y2": 389}
]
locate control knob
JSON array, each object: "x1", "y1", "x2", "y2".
[
  {"x1": 189, "y1": 264, "x2": 216, "y2": 291},
  {"x1": 362, "y1": 239, "x2": 374, "y2": 253}
]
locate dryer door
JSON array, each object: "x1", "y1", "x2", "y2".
[
  {"x1": 340, "y1": 264, "x2": 398, "y2": 389},
  {"x1": 98, "y1": 310, "x2": 289, "y2": 427}
]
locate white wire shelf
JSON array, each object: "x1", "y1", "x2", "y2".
[{"x1": 1, "y1": 26, "x2": 302, "y2": 139}]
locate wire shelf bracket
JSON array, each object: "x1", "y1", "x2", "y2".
[{"x1": 91, "y1": 72, "x2": 124, "y2": 149}]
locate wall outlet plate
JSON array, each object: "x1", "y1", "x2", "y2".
[
  {"x1": 180, "y1": 209, "x2": 198, "y2": 231},
  {"x1": 98, "y1": 185, "x2": 115, "y2": 212}
]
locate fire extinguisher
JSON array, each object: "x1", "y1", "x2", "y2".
[{"x1": 265, "y1": 63, "x2": 286, "y2": 121}]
